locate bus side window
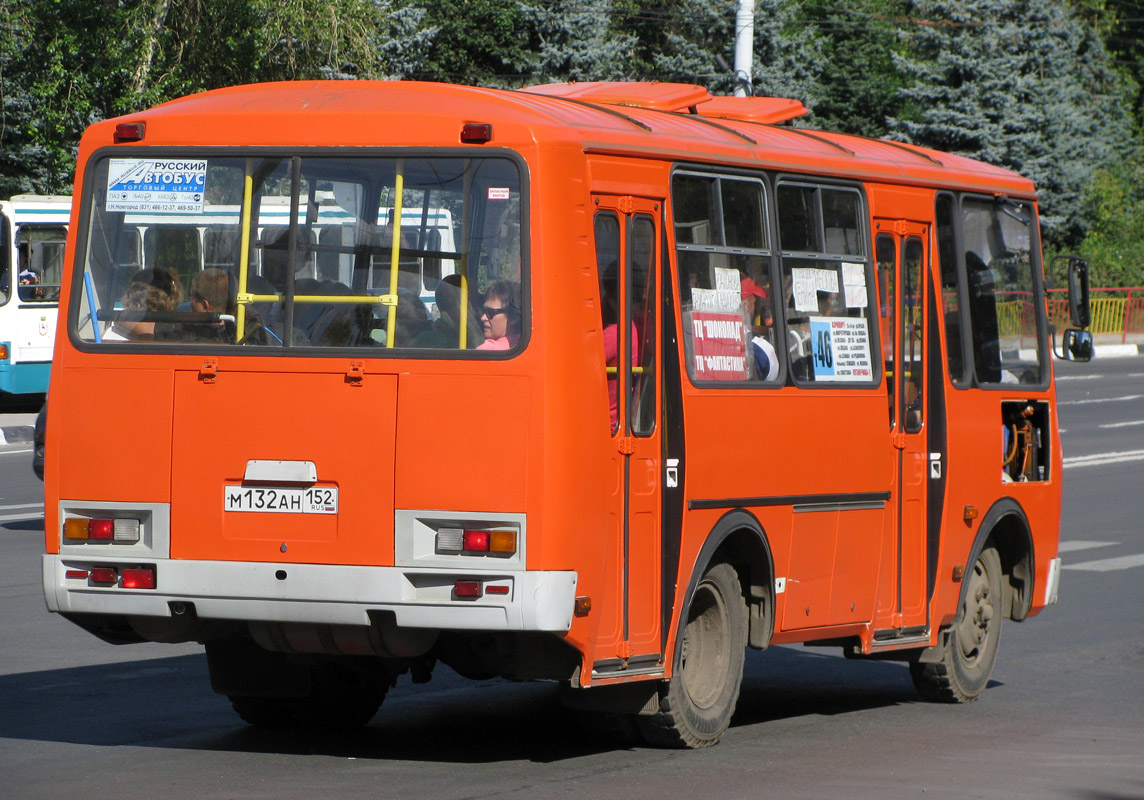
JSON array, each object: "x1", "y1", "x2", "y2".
[
  {"x1": 777, "y1": 182, "x2": 874, "y2": 386},
  {"x1": 595, "y1": 211, "x2": 622, "y2": 434},
  {"x1": 876, "y1": 233, "x2": 896, "y2": 425},
  {"x1": 935, "y1": 193, "x2": 965, "y2": 384}
]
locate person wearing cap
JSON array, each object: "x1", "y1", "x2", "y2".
[{"x1": 741, "y1": 276, "x2": 779, "y2": 381}]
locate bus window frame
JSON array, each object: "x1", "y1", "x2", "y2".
[
  {"x1": 66, "y1": 145, "x2": 532, "y2": 360},
  {"x1": 14, "y1": 222, "x2": 68, "y2": 305},
  {"x1": 669, "y1": 164, "x2": 785, "y2": 389},
  {"x1": 0, "y1": 212, "x2": 10, "y2": 307},
  {"x1": 938, "y1": 190, "x2": 1049, "y2": 392},
  {"x1": 774, "y1": 174, "x2": 881, "y2": 390}
]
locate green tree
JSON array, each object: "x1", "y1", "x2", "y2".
[
  {"x1": 795, "y1": 0, "x2": 911, "y2": 138},
  {"x1": 524, "y1": 0, "x2": 636, "y2": 83},
  {"x1": 0, "y1": 0, "x2": 393, "y2": 196},
  {"x1": 889, "y1": 0, "x2": 1131, "y2": 250},
  {"x1": 401, "y1": 0, "x2": 534, "y2": 86},
  {"x1": 1076, "y1": 152, "x2": 1144, "y2": 287}
]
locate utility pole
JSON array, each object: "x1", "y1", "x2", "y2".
[{"x1": 733, "y1": 0, "x2": 755, "y2": 97}]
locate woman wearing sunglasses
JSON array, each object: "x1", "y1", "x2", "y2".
[{"x1": 475, "y1": 280, "x2": 522, "y2": 351}]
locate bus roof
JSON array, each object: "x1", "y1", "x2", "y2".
[{"x1": 90, "y1": 80, "x2": 1037, "y2": 198}]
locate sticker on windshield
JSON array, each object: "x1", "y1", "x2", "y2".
[{"x1": 105, "y1": 159, "x2": 207, "y2": 213}]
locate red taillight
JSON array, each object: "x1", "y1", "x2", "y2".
[
  {"x1": 88, "y1": 519, "x2": 114, "y2": 540},
  {"x1": 120, "y1": 567, "x2": 155, "y2": 589},
  {"x1": 453, "y1": 580, "x2": 482, "y2": 598},
  {"x1": 463, "y1": 530, "x2": 490, "y2": 552},
  {"x1": 89, "y1": 567, "x2": 117, "y2": 585},
  {"x1": 461, "y1": 123, "x2": 492, "y2": 144},
  {"x1": 65, "y1": 569, "x2": 89, "y2": 580},
  {"x1": 486, "y1": 584, "x2": 510, "y2": 596},
  {"x1": 114, "y1": 122, "x2": 145, "y2": 143}
]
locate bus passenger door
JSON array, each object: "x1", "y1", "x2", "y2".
[
  {"x1": 592, "y1": 196, "x2": 663, "y2": 675},
  {"x1": 874, "y1": 221, "x2": 930, "y2": 633}
]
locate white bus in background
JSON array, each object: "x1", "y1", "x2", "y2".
[{"x1": 0, "y1": 195, "x2": 71, "y2": 396}]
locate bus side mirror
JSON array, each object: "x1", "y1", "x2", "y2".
[
  {"x1": 1060, "y1": 328, "x2": 1093, "y2": 362},
  {"x1": 1066, "y1": 256, "x2": 1090, "y2": 328}
]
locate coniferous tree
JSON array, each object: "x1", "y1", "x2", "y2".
[
  {"x1": 524, "y1": 0, "x2": 635, "y2": 84},
  {"x1": 889, "y1": 0, "x2": 1130, "y2": 249}
]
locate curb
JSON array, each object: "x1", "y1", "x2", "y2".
[
  {"x1": 1092, "y1": 343, "x2": 1142, "y2": 359},
  {"x1": 0, "y1": 425, "x2": 34, "y2": 445}
]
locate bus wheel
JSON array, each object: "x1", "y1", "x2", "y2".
[
  {"x1": 228, "y1": 695, "x2": 294, "y2": 727},
  {"x1": 910, "y1": 546, "x2": 1003, "y2": 703},
  {"x1": 638, "y1": 561, "x2": 747, "y2": 748},
  {"x1": 229, "y1": 662, "x2": 387, "y2": 728}
]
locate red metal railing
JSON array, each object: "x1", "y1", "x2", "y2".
[{"x1": 1046, "y1": 287, "x2": 1144, "y2": 344}]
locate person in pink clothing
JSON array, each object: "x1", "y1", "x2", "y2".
[{"x1": 475, "y1": 280, "x2": 521, "y2": 350}]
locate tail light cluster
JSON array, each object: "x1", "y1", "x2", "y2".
[
  {"x1": 452, "y1": 580, "x2": 510, "y2": 600},
  {"x1": 64, "y1": 516, "x2": 140, "y2": 543},
  {"x1": 65, "y1": 565, "x2": 155, "y2": 589},
  {"x1": 435, "y1": 527, "x2": 517, "y2": 555},
  {"x1": 432, "y1": 526, "x2": 517, "y2": 600}
]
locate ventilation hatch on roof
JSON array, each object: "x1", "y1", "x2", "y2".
[
  {"x1": 520, "y1": 81, "x2": 712, "y2": 112},
  {"x1": 695, "y1": 96, "x2": 809, "y2": 124}
]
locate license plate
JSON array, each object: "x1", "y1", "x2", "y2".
[{"x1": 224, "y1": 485, "x2": 338, "y2": 514}]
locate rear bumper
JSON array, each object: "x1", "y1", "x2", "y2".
[
  {"x1": 0, "y1": 359, "x2": 50, "y2": 395},
  {"x1": 43, "y1": 555, "x2": 577, "y2": 633}
]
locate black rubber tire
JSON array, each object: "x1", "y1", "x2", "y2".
[
  {"x1": 911, "y1": 546, "x2": 1003, "y2": 703},
  {"x1": 228, "y1": 695, "x2": 294, "y2": 728},
  {"x1": 637, "y1": 561, "x2": 747, "y2": 748},
  {"x1": 230, "y1": 662, "x2": 387, "y2": 728}
]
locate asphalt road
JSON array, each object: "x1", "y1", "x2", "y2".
[{"x1": 1, "y1": 361, "x2": 1141, "y2": 799}]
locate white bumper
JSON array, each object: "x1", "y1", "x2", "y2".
[{"x1": 43, "y1": 555, "x2": 577, "y2": 633}]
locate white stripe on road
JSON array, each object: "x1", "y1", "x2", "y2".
[
  {"x1": 1063, "y1": 450, "x2": 1144, "y2": 468},
  {"x1": 1056, "y1": 372, "x2": 1144, "y2": 382},
  {"x1": 0, "y1": 503, "x2": 44, "y2": 512},
  {"x1": 1064, "y1": 450, "x2": 1144, "y2": 468},
  {"x1": 1058, "y1": 540, "x2": 1119, "y2": 553},
  {"x1": 0, "y1": 512, "x2": 44, "y2": 523},
  {"x1": 1058, "y1": 394, "x2": 1143, "y2": 406},
  {"x1": 1099, "y1": 420, "x2": 1144, "y2": 429},
  {"x1": 1064, "y1": 554, "x2": 1144, "y2": 572},
  {"x1": 0, "y1": 448, "x2": 33, "y2": 456}
]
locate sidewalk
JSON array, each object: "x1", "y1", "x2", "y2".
[
  {"x1": 1089, "y1": 333, "x2": 1144, "y2": 359},
  {"x1": 0, "y1": 413, "x2": 37, "y2": 446}
]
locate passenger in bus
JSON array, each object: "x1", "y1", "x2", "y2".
[
  {"x1": 389, "y1": 289, "x2": 432, "y2": 346},
  {"x1": 166, "y1": 268, "x2": 235, "y2": 343},
  {"x1": 102, "y1": 281, "x2": 179, "y2": 341},
  {"x1": 413, "y1": 274, "x2": 484, "y2": 348},
  {"x1": 600, "y1": 266, "x2": 640, "y2": 430},
  {"x1": 127, "y1": 267, "x2": 183, "y2": 307},
  {"x1": 475, "y1": 280, "x2": 521, "y2": 350},
  {"x1": 18, "y1": 265, "x2": 43, "y2": 300},
  {"x1": 741, "y1": 276, "x2": 778, "y2": 381}
]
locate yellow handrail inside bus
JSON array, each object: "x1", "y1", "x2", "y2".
[
  {"x1": 385, "y1": 162, "x2": 404, "y2": 349},
  {"x1": 237, "y1": 293, "x2": 397, "y2": 306},
  {"x1": 236, "y1": 163, "x2": 255, "y2": 341},
  {"x1": 458, "y1": 161, "x2": 472, "y2": 349}
]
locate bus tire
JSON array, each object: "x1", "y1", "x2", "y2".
[
  {"x1": 637, "y1": 561, "x2": 747, "y2": 748},
  {"x1": 910, "y1": 546, "x2": 1003, "y2": 703},
  {"x1": 229, "y1": 662, "x2": 387, "y2": 728},
  {"x1": 228, "y1": 695, "x2": 294, "y2": 727}
]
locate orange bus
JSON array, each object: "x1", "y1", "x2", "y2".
[{"x1": 42, "y1": 80, "x2": 1091, "y2": 747}]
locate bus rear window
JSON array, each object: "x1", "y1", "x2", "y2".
[{"x1": 74, "y1": 154, "x2": 524, "y2": 352}]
